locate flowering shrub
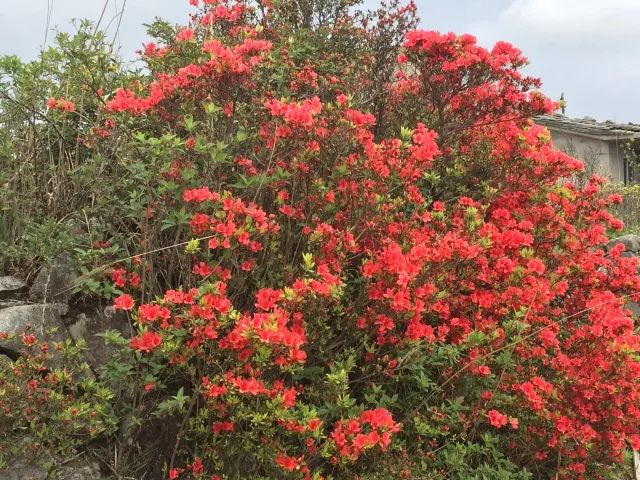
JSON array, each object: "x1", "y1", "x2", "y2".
[
  {"x1": 0, "y1": 332, "x2": 117, "y2": 463},
  {"x1": 2, "y1": 0, "x2": 640, "y2": 478}
]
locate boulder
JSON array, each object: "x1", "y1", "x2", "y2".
[
  {"x1": 29, "y1": 253, "x2": 78, "y2": 304},
  {"x1": 67, "y1": 304, "x2": 131, "y2": 371},
  {"x1": 0, "y1": 303, "x2": 69, "y2": 355},
  {"x1": 56, "y1": 459, "x2": 104, "y2": 480},
  {"x1": 0, "y1": 299, "x2": 28, "y2": 310},
  {"x1": 1, "y1": 462, "x2": 48, "y2": 480},
  {"x1": 608, "y1": 234, "x2": 640, "y2": 254},
  {"x1": 0, "y1": 276, "x2": 26, "y2": 298},
  {"x1": 1, "y1": 456, "x2": 104, "y2": 480}
]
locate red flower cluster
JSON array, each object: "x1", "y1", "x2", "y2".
[
  {"x1": 129, "y1": 331, "x2": 162, "y2": 353},
  {"x1": 47, "y1": 97, "x2": 75, "y2": 112},
  {"x1": 487, "y1": 409, "x2": 508, "y2": 428},
  {"x1": 330, "y1": 409, "x2": 400, "y2": 461},
  {"x1": 113, "y1": 294, "x2": 135, "y2": 311},
  {"x1": 265, "y1": 97, "x2": 323, "y2": 128}
]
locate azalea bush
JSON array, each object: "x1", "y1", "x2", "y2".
[{"x1": 2, "y1": 0, "x2": 640, "y2": 479}]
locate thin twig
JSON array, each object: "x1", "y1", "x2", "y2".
[
  {"x1": 169, "y1": 393, "x2": 198, "y2": 473},
  {"x1": 54, "y1": 234, "x2": 217, "y2": 298}
]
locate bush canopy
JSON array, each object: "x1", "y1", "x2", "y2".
[{"x1": 1, "y1": 0, "x2": 640, "y2": 479}]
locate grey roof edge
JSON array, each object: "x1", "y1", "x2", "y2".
[{"x1": 535, "y1": 114, "x2": 640, "y2": 141}]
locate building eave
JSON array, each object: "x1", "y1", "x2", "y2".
[
  {"x1": 539, "y1": 125, "x2": 639, "y2": 143},
  {"x1": 535, "y1": 114, "x2": 640, "y2": 143}
]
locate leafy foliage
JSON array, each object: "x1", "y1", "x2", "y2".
[{"x1": 1, "y1": 1, "x2": 639, "y2": 479}]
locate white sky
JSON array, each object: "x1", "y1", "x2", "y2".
[{"x1": 1, "y1": 0, "x2": 638, "y2": 123}]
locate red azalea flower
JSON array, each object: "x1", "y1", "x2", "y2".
[
  {"x1": 130, "y1": 331, "x2": 162, "y2": 353},
  {"x1": 487, "y1": 409, "x2": 508, "y2": 428},
  {"x1": 113, "y1": 293, "x2": 135, "y2": 311},
  {"x1": 275, "y1": 454, "x2": 300, "y2": 471}
]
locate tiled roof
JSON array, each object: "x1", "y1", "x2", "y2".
[{"x1": 536, "y1": 114, "x2": 640, "y2": 140}]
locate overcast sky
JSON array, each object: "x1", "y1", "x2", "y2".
[{"x1": 1, "y1": 0, "x2": 638, "y2": 123}]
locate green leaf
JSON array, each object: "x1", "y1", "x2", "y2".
[
  {"x1": 183, "y1": 115, "x2": 198, "y2": 132},
  {"x1": 235, "y1": 128, "x2": 248, "y2": 142}
]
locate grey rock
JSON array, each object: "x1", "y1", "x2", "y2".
[
  {"x1": 608, "y1": 234, "x2": 640, "y2": 254},
  {"x1": 67, "y1": 305, "x2": 131, "y2": 371},
  {"x1": 0, "y1": 445, "x2": 51, "y2": 480},
  {"x1": 1, "y1": 462, "x2": 48, "y2": 480},
  {"x1": 56, "y1": 459, "x2": 104, "y2": 480},
  {"x1": 29, "y1": 253, "x2": 78, "y2": 304},
  {"x1": 0, "y1": 299, "x2": 29, "y2": 310},
  {"x1": 0, "y1": 276, "x2": 26, "y2": 297},
  {"x1": 1, "y1": 456, "x2": 104, "y2": 480},
  {"x1": 0, "y1": 303, "x2": 69, "y2": 354}
]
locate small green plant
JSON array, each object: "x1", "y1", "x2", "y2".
[{"x1": 0, "y1": 331, "x2": 118, "y2": 466}]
